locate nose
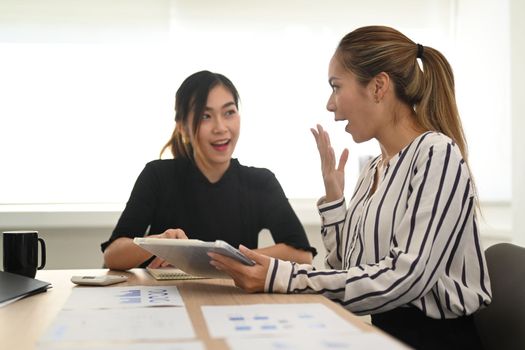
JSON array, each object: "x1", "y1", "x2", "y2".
[
  {"x1": 326, "y1": 94, "x2": 335, "y2": 112},
  {"x1": 212, "y1": 117, "x2": 227, "y2": 133}
]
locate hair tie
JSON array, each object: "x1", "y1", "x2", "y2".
[{"x1": 416, "y1": 44, "x2": 424, "y2": 59}]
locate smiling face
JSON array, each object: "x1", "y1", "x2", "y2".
[
  {"x1": 188, "y1": 84, "x2": 240, "y2": 174},
  {"x1": 326, "y1": 54, "x2": 382, "y2": 143}
]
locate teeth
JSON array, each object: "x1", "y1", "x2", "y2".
[{"x1": 212, "y1": 140, "x2": 229, "y2": 146}]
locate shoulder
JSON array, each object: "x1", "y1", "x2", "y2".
[
  {"x1": 144, "y1": 158, "x2": 188, "y2": 171},
  {"x1": 141, "y1": 158, "x2": 190, "y2": 180},
  {"x1": 234, "y1": 159, "x2": 280, "y2": 187},
  {"x1": 418, "y1": 131, "x2": 454, "y2": 148},
  {"x1": 411, "y1": 131, "x2": 464, "y2": 163}
]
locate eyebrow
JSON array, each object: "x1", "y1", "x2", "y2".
[
  {"x1": 205, "y1": 101, "x2": 236, "y2": 111},
  {"x1": 328, "y1": 77, "x2": 340, "y2": 85}
]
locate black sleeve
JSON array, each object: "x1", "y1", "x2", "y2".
[
  {"x1": 257, "y1": 170, "x2": 317, "y2": 256},
  {"x1": 100, "y1": 162, "x2": 159, "y2": 252}
]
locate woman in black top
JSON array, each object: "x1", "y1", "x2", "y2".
[{"x1": 102, "y1": 71, "x2": 315, "y2": 270}]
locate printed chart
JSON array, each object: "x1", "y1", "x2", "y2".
[{"x1": 202, "y1": 303, "x2": 359, "y2": 338}]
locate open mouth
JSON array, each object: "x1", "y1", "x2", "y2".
[
  {"x1": 345, "y1": 121, "x2": 352, "y2": 133},
  {"x1": 211, "y1": 139, "x2": 230, "y2": 151}
]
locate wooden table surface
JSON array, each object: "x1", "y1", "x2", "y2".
[{"x1": 0, "y1": 268, "x2": 406, "y2": 349}]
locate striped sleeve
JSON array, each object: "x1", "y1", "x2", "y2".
[
  {"x1": 318, "y1": 197, "x2": 346, "y2": 269},
  {"x1": 340, "y1": 142, "x2": 475, "y2": 314}
]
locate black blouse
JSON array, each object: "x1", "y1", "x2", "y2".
[{"x1": 101, "y1": 158, "x2": 315, "y2": 266}]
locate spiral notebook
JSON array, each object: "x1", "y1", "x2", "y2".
[{"x1": 146, "y1": 267, "x2": 208, "y2": 280}]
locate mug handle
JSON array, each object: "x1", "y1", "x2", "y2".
[{"x1": 37, "y1": 237, "x2": 46, "y2": 270}]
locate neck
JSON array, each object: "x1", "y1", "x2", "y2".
[
  {"x1": 377, "y1": 105, "x2": 426, "y2": 161},
  {"x1": 194, "y1": 157, "x2": 231, "y2": 183}
]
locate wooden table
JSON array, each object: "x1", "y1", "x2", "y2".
[{"x1": 0, "y1": 269, "x2": 407, "y2": 349}]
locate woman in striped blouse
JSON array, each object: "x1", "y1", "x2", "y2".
[{"x1": 209, "y1": 25, "x2": 492, "y2": 349}]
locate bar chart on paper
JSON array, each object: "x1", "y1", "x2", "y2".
[
  {"x1": 201, "y1": 303, "x2": 360, "y2": 338},
  {"x1": 62, "y1": 286, "x2": 185, "y2": 309}
]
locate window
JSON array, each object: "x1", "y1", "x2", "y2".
[{"x1": 0, "y1": 0, "x2": 510, "y2": 205}]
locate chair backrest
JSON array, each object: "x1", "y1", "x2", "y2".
[{"x1": 473, "y1": 242, "x2": 525, "y2": 350}]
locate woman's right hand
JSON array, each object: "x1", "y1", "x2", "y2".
[
  {"x1": 147, "y1": 228, "x2": 188, "y2": 268},
  {"x1": 310, "y1": 124, "x2": 349, "y2": 202}
]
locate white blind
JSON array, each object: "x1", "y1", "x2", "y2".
[{"x1": 0, "y1": 0, "x2": 510, "y2": 204}]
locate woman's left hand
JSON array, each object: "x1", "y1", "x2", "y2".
[{"x1": 208, "y1": 245, "x2": 270, "y2": 293}]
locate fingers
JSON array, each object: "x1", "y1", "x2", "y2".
[
  {"x1": 208, "y1": 252, "x2": 246, "y2": 281},
  {"x1": 312, "y1": 125, "x2": 335, "y2": 169},
  {"x1": 208, "y1": 249, "x2": 268, "y2": 293},
  {"x1": 338, "y1": 148, "x2": 349, "y2": 172},
  {"x1": 317, "y1": 124, "x2": 331, "y2": 148},
  {"x1": 311, "y1": 124, "x2": 329, "y2": 146},
  {"x1": 310, "y1": 127, "x2": 319, "y2": 141},
  {"x1": 148, "y1": 257, "x2": 172, "y2": 268},
  {"x1": 162, "y1": 228, "x2": 188, "y2": 239},
  {"x1": 238, "y1": 245, "x2": 269, "y2": 266},
  {"x1": 148, "y1": 257, "x2": 163, "y2": 268},
  {"x1": 208, "y1": 255, "x2": 228, "y2": 271}
]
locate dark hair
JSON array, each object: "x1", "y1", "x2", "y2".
[
  {"x1": 160, "y1": 70, "x2": 240, "y2": 158},
  {"x1": 336, "y1": 26, "x2": 480, "y2": 208},
  {"x1": 336, "y1": 25, "x2": 468, "y2": 162}
]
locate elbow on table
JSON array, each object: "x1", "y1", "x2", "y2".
[{"x1": 103, "y1": 250, "x2": 135, "y2": 271}]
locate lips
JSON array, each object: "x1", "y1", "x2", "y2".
[
  {"x1": 345, "y1": 121, "x2": 352, "y2": 133},
  {"x1": 211, "y1": 139, "x2": 230, "y2": 151}
]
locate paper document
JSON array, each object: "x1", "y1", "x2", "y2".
[
  {"x1": 227, "y1": 333, "x2": 406, "y2": 350},
  {"x1": 39, "y1": 307, "x2": 195, "y2": 343},
  {"x1": 63, "y1": 286, "x2": 184, "y2": 309},
  {"x1": 39, "y1": 341, "x2": 205, "y2": 350},
  {"x1": 39, "y1": 285, "x2": 193, "y2": 346},
  {"x1": 202, "y1": 303, "x2": 360, "y2": 338}
]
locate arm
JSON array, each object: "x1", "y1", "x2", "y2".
[
  {"x1": 318, "y1": 197, "x2": 347, "y2": 269},
  {"x1": 254, "y1": 243, "x2": 312, "y2": 264},
  {"x1": 318, "y1": 159, "x2": 374, "y2": 269},
  {"x1": 212, "y1": 139, "x2": 487, "y2": 316},
  {"x1": 269, "y1": 141, "x2": 480, "y2": 314},
  {"x1": 254, "y1": 171, "x2": 316, "y2": 263},
  {"x1": 101, "y1": 164, "x2": 158, "y2": 269},
  {"x1": 310, "y1": 124, "x2": 349, "y2": 268},
  {"x1": 104, "y1": 237, "x2": 151, "y2": 270},
  {"x1": 102, "y1": 161, "x2": 186, "y2": 270},
  {"x1": 104, "y1": 229, "x2": 188, "y2": 270}
]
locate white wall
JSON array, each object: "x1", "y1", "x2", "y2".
[
  {"x1": 511, "y1": 0, "x2": 525, "y2": 245},
  {"x1": 0, "y1": 0, "x2": 519, "y2": 270},
  {"x1": 0, "y1": 0, "x2": 511, "y2": 204}
]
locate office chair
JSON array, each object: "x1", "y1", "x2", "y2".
[{"x1": 473, "y1": 242, "x2": 525, "y2": 350}]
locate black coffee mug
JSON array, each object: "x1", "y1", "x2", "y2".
[{"x1": 3, "y1": 230, "x2": 46, "y2": 278}]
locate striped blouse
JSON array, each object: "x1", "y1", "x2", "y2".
[{"x1": 265, "y1": 131, "x2": 492, "y2": 319}]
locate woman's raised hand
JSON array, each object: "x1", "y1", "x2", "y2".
[{"x1": 310, "y1": 124, "x2": 349, "y2": 202}]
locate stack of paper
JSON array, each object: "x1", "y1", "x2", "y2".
[{"x1": 38, "y1": 286, "x2": 202, "y2": 350}]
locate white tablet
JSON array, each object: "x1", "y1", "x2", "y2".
[{"x1": 133, "y1": 238, "x2": 255, "y2": 278}]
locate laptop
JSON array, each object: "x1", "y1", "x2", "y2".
[{"x1": 0, "y1": 271, "x2": 51, "y2": 306}]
